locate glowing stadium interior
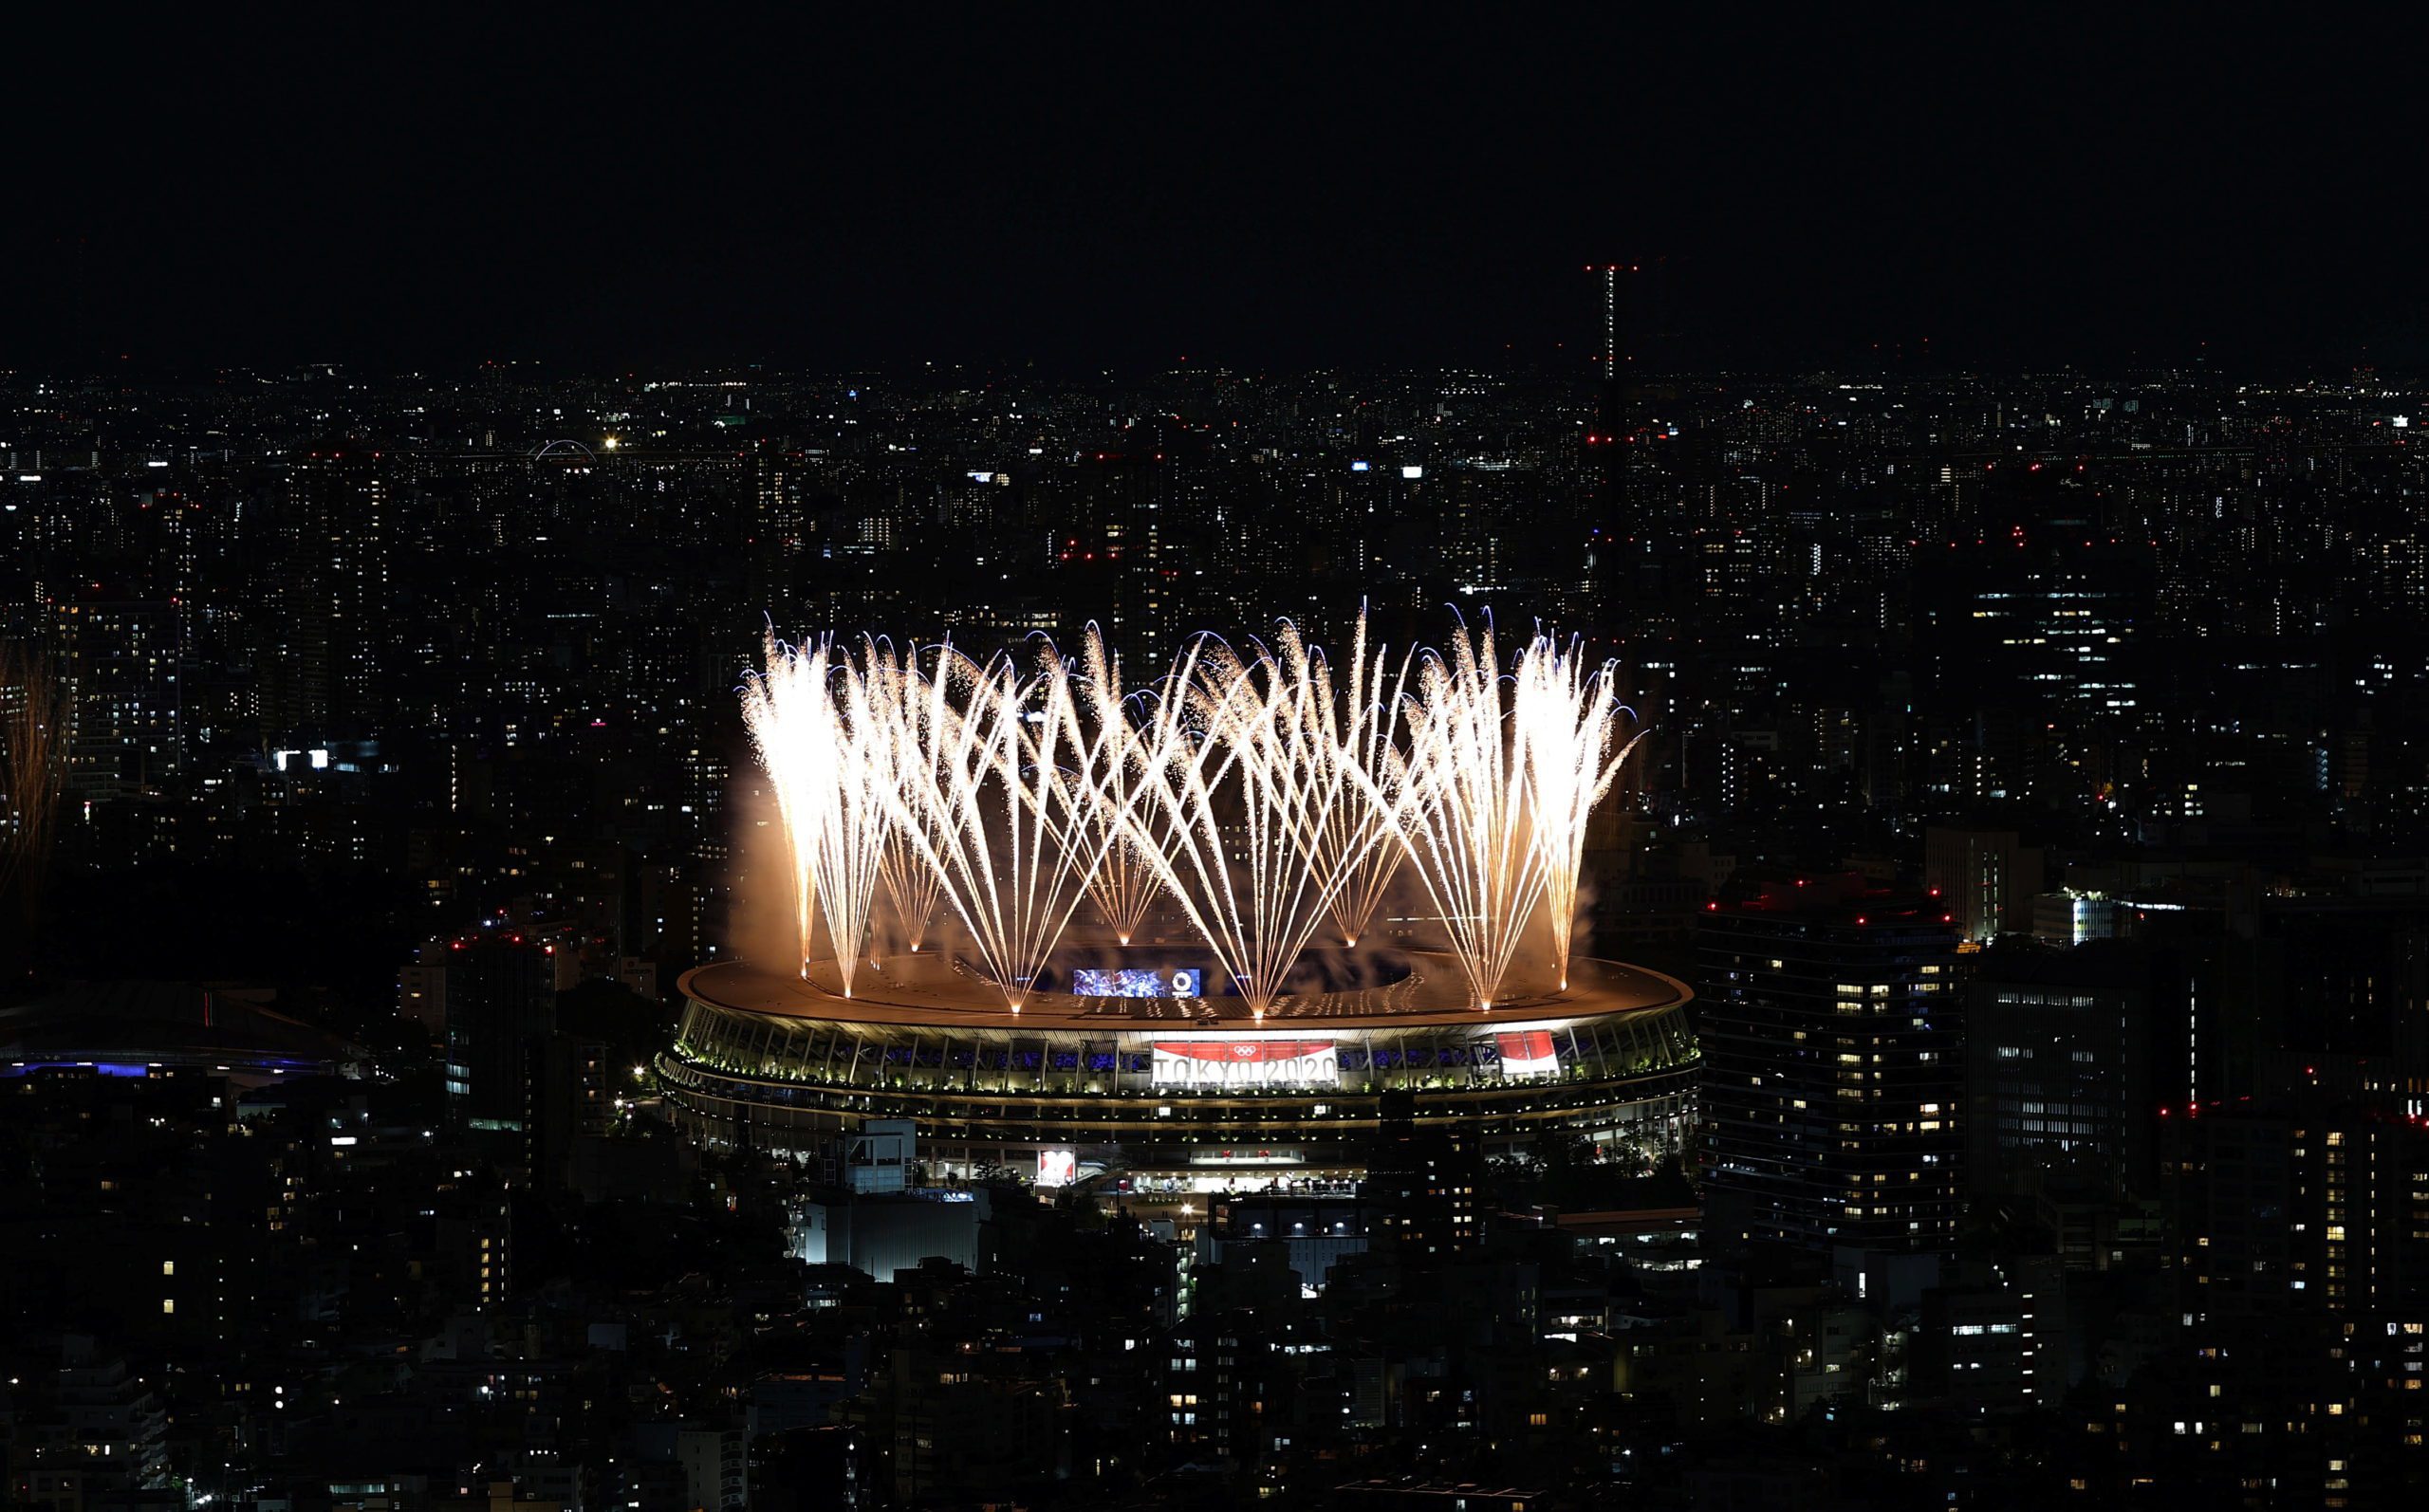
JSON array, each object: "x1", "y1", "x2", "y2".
[{"x1": 659, "y1": 943, "x2": 1697, "y2": 1183}]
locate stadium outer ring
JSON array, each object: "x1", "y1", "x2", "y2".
[{"x1": 658, "y1": 949, "x2": 1697, "y2": 1179}]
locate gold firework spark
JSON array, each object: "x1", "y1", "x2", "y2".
[
  {"x1": 741, "y1": 634, "x2": 891, "y2": 997},
  {"x1": 739, "y1": 618, "x2": 1643, "y2": 1016},
  {"x1": 881, "y1": 639, "x2": 1123, "y2": 1012},
  {"x1": 1515, "y1": 634, "x2": 1644, "y2": 992},
  {"x1": 1389, "y1": 617, "x2": 1550, "y2": 1009},
  {"x1": 1123, "y1": 631, "x2": 1387, "y2": 1020},
  {"x1": 876, "y1": 828, "x2": 943, "y2": 951},
  {"x1": 1279, "y1": 612, "x2": 1411, "y2": 950},
  {"x1": 1072, "y1": 633, "x2": 1165, "y2": 946},
  {"x1": 741, "y1": 633, "x2": 825, "y2": 983}
]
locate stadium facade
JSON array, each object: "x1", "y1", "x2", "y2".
[{"x1": 658, "y1": 943, "x2": 1697, "y2": 1187}]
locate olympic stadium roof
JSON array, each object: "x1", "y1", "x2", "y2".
[{"x1": 681, "y1": 950, "x2": 1689, "y2": 1033}]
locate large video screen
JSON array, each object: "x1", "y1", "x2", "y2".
[{"x1": 1074, "y1": 967, "x2": 1202, "y2": 998}]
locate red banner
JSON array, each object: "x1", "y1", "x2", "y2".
[{"x1": 1497, "y1": 1030, "x2": 1560, "y2": 1076}]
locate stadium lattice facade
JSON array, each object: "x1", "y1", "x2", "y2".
[{"x1": 659, "y1": 944, "x2": 1697, "y2": 1184}]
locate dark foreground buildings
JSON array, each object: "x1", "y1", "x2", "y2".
[{"x1": 1699, "y1": 877, "x2": 1965, "y2": 1264}]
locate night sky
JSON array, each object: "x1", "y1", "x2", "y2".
[{"x1": 10, "y1": 9, "x2": 2423, "y2": 374}]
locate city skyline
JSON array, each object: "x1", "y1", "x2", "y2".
[
  {"x1": 9, "y1": 337, "x2": 2429, "y2": 1509},
  {"x1": 9, "y1": 14, "x2": 2429, "y2": 1506}
]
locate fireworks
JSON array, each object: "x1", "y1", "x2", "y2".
[
  {"x1": 899, "y1": 644, "x2": 1125, "y2": 1012},
  {"x1": 1123, "y1": 631, "x2": 1381, "y2": 1019},
  {"x1": 875, "y1": 830, "x2": 943, "y2": 952},
  {"x1": 1071, "y1": 636, "x2": 1164, "y2": 947},
  {"x1": 1391, "y1": 618, "x2": 1545, "y2": 1010},
  {"x1": 1515, "y1": 634, "x2": 1645, "y2": 992},
  {"x1": 742, "y1": 636, "x2": 883, "y2": 997},
  {"x1": 742, "y1": 615, "x2": 1640, "y2": 1013},
  {"x1": 1288, "y1": 617, "x2": 1409, "y2": 950},
  {"x1": 0, "y1": 646, "x2": 64, "y2": 896}
]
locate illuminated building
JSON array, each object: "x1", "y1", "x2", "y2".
[
  {"x1": 1364, "y1": 1086, "x2": 1481, "y2": 1259},
  {"x1": 1200, "y1": 1191, "x2": 1372, "y2": 1285},
  {"x1": 1912, "y1": 1256, "x2": 2065, "y2": 1410},
  {"x1": 56, "y1": 590, "x2": 179, "y2": 801},
  {"x1": 2164, "y1": 1092, "x2": 2429, "y2": 1319},
  {"x1": 1924, "y1": 823, "x2": 2045, "y2": 944},
  {"x1": 1698, "y1": 877, "x2": 1964, "y2": 1257},
  {"x1": 658, "y1": 943, "x2": 1696, "y2": 1181},
  {"x1": 271, "y1": 450, "x2": 391, "y2": 740},
  {"x1": 1964, "y1": 943, "x2": 2160, "y2": 1201},
  {"x1": 0, "y1": 980, "x2": 361, "y2": 1086},
  {"x1": 1916, "y1": 523, "x2": 2154, "y2": 806},
  {"x1": 442, "y1": 934, "x2": 556, "y2": 1161}
]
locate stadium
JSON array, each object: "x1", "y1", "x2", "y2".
[
  {"x1": 658, "y1": 618, "x2": 1701, "y2": 1185},
  {"x1": 658, "y1": 935, "x2": 1697, "y2": 1187}
]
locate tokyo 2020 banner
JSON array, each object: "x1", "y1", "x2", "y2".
[{"x1": 1151, "y1": 1039, "x2": 1339, "y2": 1088}]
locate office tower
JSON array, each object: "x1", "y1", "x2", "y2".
[
  {"x1": 1924, "y1": 824, "x2": 2045, "y2": 944},
  {"x1": 1919, "y1": 531, "x2": 2154, "y2": 721},
  {"x1": 2166, "y1": 1090, "x2": 2429, "y2": 1319},
  {"x1": 1912, "y1": 1254, "x2": 2066, "y2": 1410},
  {"x1": 1699, "y1": 876, "x2": 1965, "y2": 1258},
  {"x1": 1363, "y1": 1089, "x2": 1481, "y2": 1261},
  {"x1": 397, "y1": 939, "x2": 448, "y2": 1038},
  {"x1": 442, "y1": 933, "x2": 557, "y2": 1162},
  {"x1": 1965, "y1": 942, "x2": 2160, "y2": 1200},
  {"x1": 750, "y1": 441, "x2": 812, "y2": 608},
  {"x1": 55, "y1": 589, "x2": 180, "y2": 801},
  {"x1": 268, "y1": 450, "x2": 391, "y2": 740},
  {"x1": 535, "y1": 1033, "x2": 612, "y2": 1190}
]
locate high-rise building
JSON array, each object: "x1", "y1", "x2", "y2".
[
  {"x1": 1362, "y1": 1089, "x2": 1481, "y2": 1261},
  {"x1": 443, "y1": 934, "x2": 557, "y2": 1161},
  {"x1": 269, "y1": 451, "x2": 392, "y2": 740},
  {"x1": 535, "y1": 1032, "x2": 612, "y2": 1190},
  {"x1": 2165, "y1": 1091, "x2": 2429, "y2": 1319},
  {"x1": 1699, "y1": 877, "x2": 1965, "y2": 1258},
  {"x1": 1965, "y1": 941, "x2": 2160, "y2": 1199},
  {"x1": 750, "y1": 441, "x2": 813, "y2": 608},
  {"x1": 1924, "y1": 824, "x2": 2045, "y2": 944},
  {"x1": 1911, "y1": 1255, "x2": 2067, "y2": 1410},
  {"x1": 55, "y1": 590, "x2": 180, "y2": 802}
]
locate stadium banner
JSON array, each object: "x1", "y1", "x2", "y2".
[
  {"x1": 1152, "y1": 1038, "x2": 1338, "y2": 1088},
  {"x1": 1495, "y1": 1029, "x2": 1562, "y2": 1078}
]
